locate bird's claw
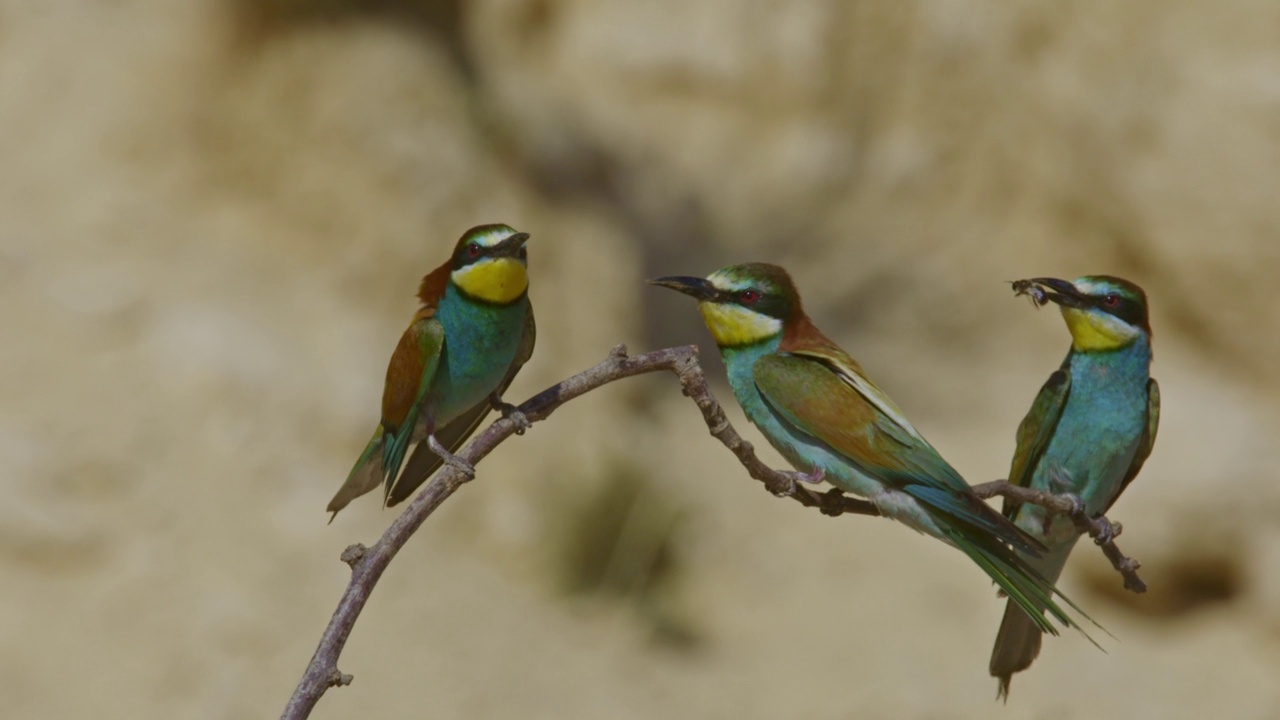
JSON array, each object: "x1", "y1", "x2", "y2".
[
  {"x1": 489, "y1": 393, "x2": 531, "y2": 435},
  {"x1": 1092, "y1": 516, "x2": 1122, "y2": 545},
  {"x1": 1062, "y1": 492, "x2": 1086, "y2": 518},
  {"x1": 796, "y1": 467, "x2": 826, "y2": 485},
  {"x1": 428, "y1": 435, "x2": 475, "y2": 479}
]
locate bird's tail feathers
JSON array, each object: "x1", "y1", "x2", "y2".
[
  {"x1": 905, "y1": 484, "x2": 1046, "y2": 556},
  {"x1": 951, "y1": 528, "x2": 1105, "y2": 644},
  {"x1": 379, "y1": 411, "x2": 419, "y2": 502},
  {"x1": 989, "y1": 599, "x2": 1044, "y2": 702},
  {"x1": 904, "y1": 482, "x2": 1106, "y2": 639},
  {"x1": 326, "y1": 428, "x2": 387, "y2": 521}
]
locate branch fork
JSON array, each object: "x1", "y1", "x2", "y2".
[{"x1": 282, "y1": 344, "x2": 1146, "y2": 719}]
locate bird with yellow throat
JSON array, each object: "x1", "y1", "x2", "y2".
[
  {"x1": 327, "y1": 224, "x2": 535, "y2": 518},
  {"x1": 990, "y1": 276, "x2": 1158, "y2": 699},
  {"x1": 650, "y1": 264, "x2": 1093, "y2": 648}
]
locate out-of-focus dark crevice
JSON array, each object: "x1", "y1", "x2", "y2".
[
  {"x1": 225, "y1": 0, "x2": 772, "y2": 361},
  {"x1": 553, "y1": 462, "x2": 701, "y2": 650},
  {"x1": 478, "y1": 111, "x2": 724, "y2": 358},
  {"x1": 1084, "y1": 543, "x2": 1246, "y2": 619}
]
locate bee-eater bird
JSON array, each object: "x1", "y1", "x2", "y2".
[
  {"x1": 650, "y1": 263, "x2": 1088, "y2": 643},
  {"x1": 989, "y1": 276, "x2": 1158, "y2": 699},
  {"x1": 327, "y1": 224, "x2": 535, "y2": 519}
]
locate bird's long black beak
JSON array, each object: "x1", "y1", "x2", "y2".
[
  {"x1": 491, "y1": 232, "x2": 530, "y2": 258},
  {"x1": 1013, "y1": 277, "x2": 1088, "y2": 309},
  {"x1": 647, "y1": 275, "x2": 719, "y2": 301}
]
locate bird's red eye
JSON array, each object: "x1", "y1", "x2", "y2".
[
  {"x1": 1103, "y1": 294, "x2": 1120, "y2": 308},
  {"x1": 467, "y1": 244, "x2": 482, "y2": 258},
  {"x1": 739, "y1": 289, "x2": 760, "y2": 304}
]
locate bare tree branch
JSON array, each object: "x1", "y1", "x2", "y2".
[
  {"x1": 282, "y1": 344, "x2": 1145, "y2": 719},
  {"x1": 969, "y1": 481, "x2": 1147, "y2": 593}
]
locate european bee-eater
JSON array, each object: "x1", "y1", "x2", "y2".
[
  {"x1": 327, "y1": 224, "x2": 535, "y2": 518},
  {"x1": 989, "y1": 276, "x2": 1158, "y2": 699},
  {"x1": 650, "y1": 264, "x2": 1087, "y2": 642}
]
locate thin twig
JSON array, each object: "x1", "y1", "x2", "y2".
[
  {"x1": 283, "y1": 345, "x2": 706, "y2": 719},
  {"x1": 282, "y1": 344, "x2": 1144, "y2": 719},
  {"x1": 971, "y1": 481, "x2": 1147, "y2": 593},
  {"x1": 663, "y1": 349, "x2": 881, "y2": 518}
]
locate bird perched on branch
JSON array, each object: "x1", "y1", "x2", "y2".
[
  {"x1": 327, "y1": 224, "x2": 535, "y2": 519},
  {"x1": 650, "y1": 263, "x2": 1090, "y2": 646},
  {"x1": 990, "y1": 276, "x2": 1158, "y2": 699}
]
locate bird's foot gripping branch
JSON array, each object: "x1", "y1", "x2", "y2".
[{"x1": 282, "y1": 344, "x2": 1147, "y2": 720}]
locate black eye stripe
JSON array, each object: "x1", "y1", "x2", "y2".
[
  {"x1": 1095, "y1": 294, "x2": 1146, "y2": 327},
  {"x1": 453, "y1": 242, "x2": 489, "y2": 269},
  {"x1": 714, "y1": 286, "x2": 789, "y2": 319}
]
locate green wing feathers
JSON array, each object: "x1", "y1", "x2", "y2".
[
  {"x1": 385, "y1": 401, "x2": 489, "y2": 507},
  {"x1": 785, "y1": 346, "x2": 925, "y2": 448},
  {"x1": 751, "y1": 353, "x2": 966, "y2": 491},
  {"x1": 326, "y1": 426, "x2": 386, "y2": 519},
  {"x1": 1104, "y1": 378, "x2": 1159, "y2": 514},
  {"x1": 1004, "y1": 369, "x2": 1071, "y2": 520},
  {"x1": 752, "y1": 353, "x2": 1044, "y2": 554},
  {"x1": 325, "y1": 316, "x2": 444, "y2": 518},
  {"x1": 378, "y1": 318, "x2": 445, "y2": 499},
  {"x1": 752, "y1": 351, "x2": 1097, "y2": 637},
  {"x1": 385, "y1": 306, "x2": 536, "y2": 507}
]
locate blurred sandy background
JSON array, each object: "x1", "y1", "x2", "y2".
[{"x1": 4, "y1": 1, "x2": 1280, "y2": 718}]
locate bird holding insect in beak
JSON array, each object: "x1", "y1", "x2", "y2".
[
  {"x1": 989, "y1": 276, "x2": 1158, "y2": 699},
  {"x1": 326, "y1": 224, "x2": 535, "y2": 519},
  {"x1": 650, "y1": 264, "x2": 1090, "y2": 644}
]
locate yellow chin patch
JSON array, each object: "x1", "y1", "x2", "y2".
[
  {"x1": 698, "y1": 302, "x2": 782, "y2": 346},
  {"x1": 452, "y1": 258, "x2": 528, "y2": 304},
  {"x1": 1061, "y1": 307, "x2": 1138, "y2": 351}
]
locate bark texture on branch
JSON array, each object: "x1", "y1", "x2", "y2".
[{"x1": 282, "y1": 344, "x2": 1145, "y2": 719}]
